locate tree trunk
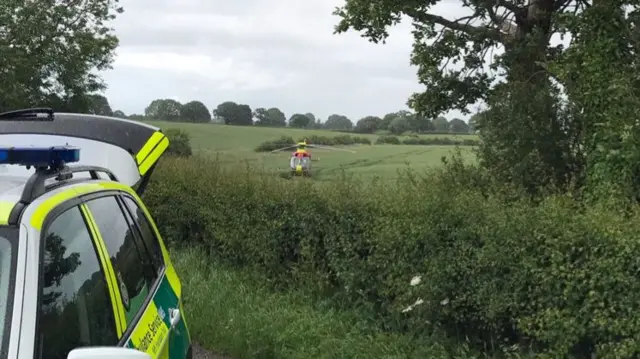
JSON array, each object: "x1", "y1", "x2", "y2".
[{"x1": 481, "y1": 0, "x2": 575, "y2": 193}]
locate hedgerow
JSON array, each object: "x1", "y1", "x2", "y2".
[
  {"x1": 164, "y1": 128, "x2": 193, "y2": 157},
  {"x1": 376, "y1": 135, "x2": 480, "y2": 146},
  {"x1": 254, "y1": 134, "x2": 371, "y2": 152},
  {"x1": 145, "y1": 155, "x2": 640, "y2": 358}
]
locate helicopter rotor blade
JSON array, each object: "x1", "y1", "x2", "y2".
[
  {"x1": 307, "y1": 144, "x2": 356, "y2": 153},
  {"x1": 270, "y1": 145, "x2": 296, "y2": 153}
]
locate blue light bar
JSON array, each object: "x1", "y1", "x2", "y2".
[{"x1": 0, "y1": 146, "x2": 80, "y2": 168}]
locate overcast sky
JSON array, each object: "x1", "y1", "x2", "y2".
[{"x1": 103, "y1": 0, "x2": 474, "y2": 121}]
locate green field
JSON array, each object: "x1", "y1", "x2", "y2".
[{"x1": 148, "y1": 121, "x2": 477, "y2": 179}]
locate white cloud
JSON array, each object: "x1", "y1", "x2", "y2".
[
  {"x1": 113, "y1": 50, "x2": 294, "y2": 91},
  {"x1": 104, "y1": 0, "x2": 472, "y2": 120}
]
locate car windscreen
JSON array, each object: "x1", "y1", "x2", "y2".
[{"x1": 0, "y1": 226, "x2": 18, "y2": 359}]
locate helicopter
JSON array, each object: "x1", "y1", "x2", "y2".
[{"x1": 270, "y1": 138, "x2": 355, "y2": 177}]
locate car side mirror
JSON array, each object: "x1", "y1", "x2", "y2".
[{"x1": 67, "y1": 347, "x2": 152, "y2": 359}]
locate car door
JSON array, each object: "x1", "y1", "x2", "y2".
[
  {"x1": 82, "y1": 193, "x2": 189, "y2": 359},
  {"x1": 35, "y1": 203, "x2": 121, "y2": 359},
  {"x1": 119, "y1": 194, "x2": 190, "y2": 359}
]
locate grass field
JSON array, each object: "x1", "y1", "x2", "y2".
[{"x1": 148, "y1": 121, "x2": 477, "y2": 179}]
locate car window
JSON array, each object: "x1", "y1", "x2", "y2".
[
  {"x1": 0, "y1": 228, "x2": 17, "y2": 359},
  {"x1": 38, "y1": 206, "x2": 117, "y2": 359},
  {"x1": 121, "y1": 196, "x2": 164, "y2": 273},
  {"x1": 84, "y1": 196, "x2": 156, "y2": 325},
  {"x1": 0, "y1": 238, "x2": 10, "y2": 356}
]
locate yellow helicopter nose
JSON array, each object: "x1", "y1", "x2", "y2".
[{"x1": 295, "y1": 165, "x2": 302, "y2": 173}]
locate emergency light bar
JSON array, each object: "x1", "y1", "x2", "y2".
[{"x1": 0, "y1": 146, "x2": 80, "y2": 168}]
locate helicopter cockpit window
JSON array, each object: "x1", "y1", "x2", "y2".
[
  {"x1": 290, "y1": 156, "x2": 300, "y2": 168},
  {"x1": 300, "y1": 157, "x2": 310, "y2": 167}
]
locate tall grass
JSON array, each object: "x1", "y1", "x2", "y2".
[{"x1": 173, "y1": 247, "x2": 481, "y2": 359}]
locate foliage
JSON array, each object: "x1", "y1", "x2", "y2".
[
  {"x1": 375, "y1": 135, "x2": 401, "y2": 144},
  {"x1": 304, "y1": 113, "x2": 316, "y2": 122},
  {"x1": 376, "y1": 135, "x2": 480, "y2": 146},
  {"x1": 548, "y1": 2, "x2": 640, "y2": 199},
  {"x1": 254, "y1": 107, "x2": 287, "y2": 127},
  {"x1": 119, "y1": 98, "x2": 472, "y2": 135},
  {"x1": 354, "y1": 116, "x2": 382, "y2": 133},
  {"x1": 325, "y1": 114, "x2": 353, "y2": 131},
  {"x1": 174, "y1": 248, "x2": 479, "y2": 359},
  {"x1": 145, "y1": 99, "x2": 182, "y2": 122},
  {"x1": 254, "y1": 136, "x2": 296, "y2": 152},
  {"x1": 332, "y1": 0, "x2": 610, "y2": 197},
  {"x1": 254, "y1": 134, "x2": 371, "y2": 152},
  {"x1": 214, "y1": 101, "x2": 253, "y2": 125},
  {"x1": 433, "y1": 117, "x2": 449, "y2": 133},
  {"x1": 289, "y1": 113, "x2": 312, "y2": 128},
  {"x1": 88, "y1": 95, "x2": 113, "y2": 116},
  {"x1": 299, "y1": 134, "x2": 371, "y2": 146},
  {"x1": 333, "y1": 0, "x2": 577, "y2": 116},
  {"x1": 164, "y1": 128, "x2": 192, "y2": 157},
  {"x1": 0, "y1": 0, "x2": 122, "y2": 112},
  {"x1": 388, "y1": 116, "x2": 411, "y2": 134},
  {"x1": 147, "y1": 156, "x2": 640, "y2": 358},
  {"x1": 180, "y1": 101, "x2": 211, "y2": 123},
  {"x1": 448, "y1": 118, "x2": 469, "y2": 133}
]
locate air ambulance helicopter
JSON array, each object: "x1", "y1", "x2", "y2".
[{"x1": 270, "y1": 138, "x2": 355, "y2": 177}]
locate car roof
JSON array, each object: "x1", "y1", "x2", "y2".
[{"x1": 0, "y1": 172, "x2": 100, "y2": 208}]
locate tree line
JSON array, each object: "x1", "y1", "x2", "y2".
[{"x1": 97, "y1": 97, "x2": 477, "y2": 135}]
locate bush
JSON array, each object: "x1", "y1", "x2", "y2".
[
  {"x1": 296, "y1": 134, "x2": 371, "y2": 146},
  {"x1": 375, "y1": 135, "x2": 480, "y2": 146},
  {"x1": 164, "y1": 128, "x2": 192, "y2": 156},
  {"x1": 376, "y1": 135, "x2": 401, "y2": 144},
  {"x1": 401, "y1": 137, "x2": 481, "y2": 146},
  {"x1": 254, "y1": 136, "x2": 295, "y2": 152},
  {"x1": 146, "y1": 156, "x2": 640, "y2": 358}
]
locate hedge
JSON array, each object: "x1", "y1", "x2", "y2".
[
  {"x1": 164, "y1": 128, "x2": 193, "y2": 157},
  {"x1": 255, "y1": 135, "x2": 371, "y2": 152},
  {"x1": 145, "y1": 155, "x2": 640, "y2": 358},
  {"x1": 376, "y1": 135, "x2": 480, "y2": 146}
]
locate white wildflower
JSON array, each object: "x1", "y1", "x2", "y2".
[
  {"x1": 402, "y1": 298, "x2": 424, "y2": 313},
  {"x1": 440, "y1": 298, "x2": 449, "y2": 306},
  {"x1": 410, "y1": 275, "x2": 421, "y2": 286}
]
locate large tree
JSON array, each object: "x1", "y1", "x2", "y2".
[
  {"x1": 289, "y1": 113, "x2": 311, "y2": 128},
  {"x1": 87, "y1": 95, "x2": 113, "y2": 116},
  {"x1": 145, "y1": 99, "x2": 182, "y2": 122},
  {"x1": 254, "y1": 107, "x2": 287, "y2": 126},
  {"x1": 214, "y1": 101, "x2": 253, "y2": 125},
  {"x1": 325, "y1": 114, "x2": 353, "y2": 130},
  {"x1": 333, "y1": 0, "x2": 594, "y2": 193},
  {"x1": 333, "y1": 0, "x2": 581, "y2": 117},
  {"x1": 0, "y1": 0, "x2": 123, "y2": 112},
  {"x1": 449, "y1": 118, "x2": 470, "y2": 133},
  {"x1": 433, "y1": 116, "x2": 449, "y2": 132},
  {"x1": 180, "y1": 100, "x2": 211, "y2": 123},
  {"x1": 354, "y1": 116, "x2": 381, "y2": 133}
]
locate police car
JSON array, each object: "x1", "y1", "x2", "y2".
[{"x1": 0, "y1": 108, "x2": 191, "y2": 359}]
